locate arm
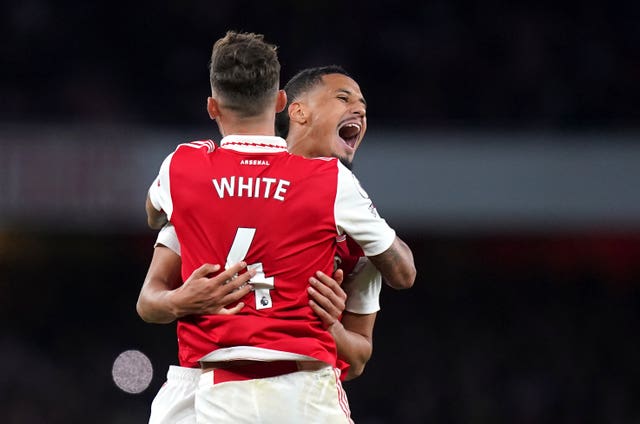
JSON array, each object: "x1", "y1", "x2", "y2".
[
  {"x1": 146, "y1": 151, "x2": 175, "y2": 229},
  {"x1": 368, "y1": 236, "x2": 416, "y2": 290},
  {"x1": 335, "y1": 312, "x2": 376, "y2": 380},
  {"x1": 334, "y1": 163, "x2": 416, "y2": 290},
  {"x1": 146, "y1": 192, "x2": 168, "y2": 230},
  {"x1": 307, "y1": 270, "x2": 375, "y2": 380},
  {"x1": 136, "y1": 245, "x2": 255, "y2": 323}
]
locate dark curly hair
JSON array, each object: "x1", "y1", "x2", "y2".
[
  {"x1": 275, "y1": 65, "x2": 350, "y2": 139},
  {"x1": 209, "y1": 31, "x2": 280, "y2": 118}
]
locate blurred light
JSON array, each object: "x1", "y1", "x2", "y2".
[{"x1": 112, "y1": 349, "x2": 153, "y2": 394}]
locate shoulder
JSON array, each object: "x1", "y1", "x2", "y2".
[
  {"x1": 281, "y1": 153, "x2": 339, "y2": 173},
  {"x1": 168, "y1": 140, "x2": 218, "y2": 166},
  {"x1": 297, "y1": 154, "x2": 340, "y2": 170},
  {"x1": 175, "y1": 139, "x2": 217, "y2": 154},
  {"x1": 286, "y1": 152, "x2": 338, "y2": 164},
  {"x1": 335, "y1": 162, "x2": 368, "y2": 195}
]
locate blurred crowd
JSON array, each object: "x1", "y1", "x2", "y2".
[
  {"x1": 2, "y1": 0, "x2": 638, "y2": 129},
  {"x1": 1, "y1": 233, "x2": 639, "y2": 423},
  {"x1": 3, "y1": 1, "x2": 640, "y2": 422}
]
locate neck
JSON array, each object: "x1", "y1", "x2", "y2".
[
  {"x1": 286, "y1": 127, "x2": 318, "y2": 158},
  {"x1": 217, "y1": 112, "x2": 277, "y2": 138}
]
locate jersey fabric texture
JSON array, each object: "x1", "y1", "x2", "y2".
[
  {"x1": 155, "y1": 224, "x2": 382, "y2": 314},
  {"x1": 148, "y1": 135, "x2": 394, "y2": 368},
  {"x1": 155, "y1": 223, "x2": 381, "y2": 381}
]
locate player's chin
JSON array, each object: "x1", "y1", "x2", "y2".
[
  {"x1": 338, "y1": 154, "x2": 354, "y2": 170},
  {"x1": 335, "y1": 144, "x2": 355, "y2": 167}
]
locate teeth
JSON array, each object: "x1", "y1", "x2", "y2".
[{"x1": 343, "y1": 123, "x2": 361, "y2": 131}]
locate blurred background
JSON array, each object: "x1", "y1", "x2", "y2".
[{"x1": 2, "y1": 0, "x2": 640, "y2": 423}]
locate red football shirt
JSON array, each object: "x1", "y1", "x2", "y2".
[{"x1": 149, "y1": 135, "x2": 395, "y2": 367}]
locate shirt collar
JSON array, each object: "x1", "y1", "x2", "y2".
[{"x1": 220, "y1": 135, "x2": 288, "y2": 153}]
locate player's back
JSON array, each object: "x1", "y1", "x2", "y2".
[{"x1": 167, "y1": 140, "x2": 341, "y2": 365}]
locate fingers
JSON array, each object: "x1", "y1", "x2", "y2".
[
  {"x1": 223, "y1": 280, "x2": 253, "y2": 301},
  {"x1": 220, "y1": 261, "x2": 249, "y2": 279},
  {"x1": 330, "y1": 268, "x2": 344, "y2": 286},
  {"x1": 308, "y1": 298, "x2": 335, "y2": 329},
  {"x1": 313, "y1": 271, "x2": 347, "y2": 300},
  {"x1": 308, "y1": 281, "x2": 345, "y2": 314},
  {"x1": 308, "y1": 274, "x2": 345, "y2": 329},
  {"x1": 196, "y1": 261, "x2": 253, "y2": 292},
  {"x1": 193, "y1": 261, "x2": 249, "y2": 283},
  {"x1": 218, "y1": 302, "x2": 246, "y2": 316},
  {"x1": 214, "y1": 265, "x2": 255, "y2": 292},
  {"x1": 206, "y1": 264, "x2": 254, "y2": 313},
  {"x1": 189, "y1": 263, "x2": 222, "y2": 281},
  {"x1": 202, "y1": 282, "x2": 252, "y2": 315}
]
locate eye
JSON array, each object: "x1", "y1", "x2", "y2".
[{"x1": 337, "y1": 95, "x2": 348, "y2": 102}]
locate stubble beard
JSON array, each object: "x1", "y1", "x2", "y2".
[{"x1": 338, "y1": 156, "x2": 354, "y2": 170}]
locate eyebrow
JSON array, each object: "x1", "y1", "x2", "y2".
[{"x1": 336, "y1": 88, "x2": 367, "y2": 107}]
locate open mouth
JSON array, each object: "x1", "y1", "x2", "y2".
[{"x1": 338, "y1": 122, "x2": 361, "y2": 148}]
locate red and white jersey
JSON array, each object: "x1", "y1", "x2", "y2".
[
  {"x1": 334, "y1": 235, "x2": 381, "y2": 314},
  {"x1": 156, "y1": 225, "x2": 382, "y2": 315},
  {"x1": 148, "y1": 135, "x2": 394, "y2": 368}
]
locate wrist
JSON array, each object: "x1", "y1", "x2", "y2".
[
  {"x1": 164, "y1": 289, "x2": 182, "y2": 320},
  {"x1": 326, "y1": 319, "x2": 344, "y2": 335}
]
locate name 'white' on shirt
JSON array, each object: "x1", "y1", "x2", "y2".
[{"x1": 212, "y1": 176, "x2": 290, "y2": 201}]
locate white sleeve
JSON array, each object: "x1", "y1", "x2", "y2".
[
  {"x1": 334, "y1": 162, "x2": 396, "y2": 257},
  {"x1": 154, "y1": 223, "x2": 181, "y2": 256},
  {"x1": 343, "y1": 258, "x2": 381, "y2": 314},
  {"x1": 148, "y1": 152, "x2": 175, "y2": 220}
]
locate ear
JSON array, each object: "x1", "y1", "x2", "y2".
[
  {"x1": 288, "y1": 101, "x2": 307, "y2": 125},
  {"x1": 207, "y1": 97, "x2": 220, "y2": 120},
  {"x1": 275, "y1": 89, "x2": 287, "y2": 113}
]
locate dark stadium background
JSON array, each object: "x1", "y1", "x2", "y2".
[{"x1": 2, "y1": 1, "x2": 640, "y2": 423}]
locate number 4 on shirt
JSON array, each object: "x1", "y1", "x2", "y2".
[{"x1": 225, "y1": 227, "x2": 274, "y2": 310}]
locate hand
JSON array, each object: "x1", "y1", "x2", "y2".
[
  {"x1": 168, "y1": 261, "x2": 255, "y2": 317},
  {"x1": 307, "y1": 269, "x2": 346, "y2": 329}
]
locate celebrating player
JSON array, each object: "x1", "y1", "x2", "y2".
[
  {"x1": 139, "y1": 66, "x2": 401, "y2": 423},
  {"x1": 141, "y1": 31, "x2": 415, "y2": 423}
]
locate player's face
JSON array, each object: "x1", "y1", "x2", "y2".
[{"x1": 304, "y1": 74, "x2": 367, "y2": 168}]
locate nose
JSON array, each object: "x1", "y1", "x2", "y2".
[{"x1": 351, "y1": 101, "x2": 366, "y2": 117}]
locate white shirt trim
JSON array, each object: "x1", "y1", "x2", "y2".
[
  {"x1": 155, "y1": 223, "x2": 181, "y2": 255},
  {"x1": 199, "y1": 346, "x2": 318, "y2": 363},
  {"x1": 219, "y1": 135, "x2": 288, "y2": 153},
  {"x1": 343, "y1": 258, "x2": 382, "y2": 314}
]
